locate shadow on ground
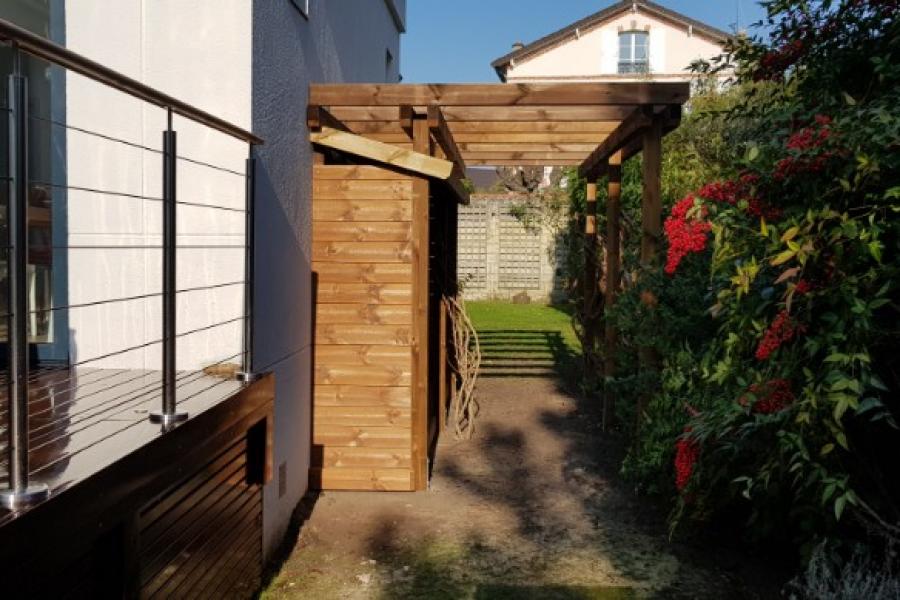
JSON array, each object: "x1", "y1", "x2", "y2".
[
  {"x1": 478, "y1": 329, "x2": 577, "y2": 378},
  {"x1": 261, "y1": 302, "x2": 785, "y2": 599}
]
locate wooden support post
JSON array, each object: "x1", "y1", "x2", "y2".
[
  {"x1": 399, "y1": 104, "x2": 415, "y2": 137},
  {"x1": 583, "y1": 182, "x2": 598, "y2": 373},
  {"x1": 603, "y1": 151, "x2": 622, "y2": 432},
  {"x1": 411, "y1": 115, "x2": 431, "y2": 491},
  {"x1": 438, "y1": 278, "x2": 448, "y2": 434},
  {"x1": 637, "y1": 115, "x2": 663, "y2": 430}
]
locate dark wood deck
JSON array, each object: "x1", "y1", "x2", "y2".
[
  {"x1": 0, "y1": 367, "x2": 244, "y2": 517},
  {"x1": 0, "y1": 367, "x2": 275, "y2": 598}
]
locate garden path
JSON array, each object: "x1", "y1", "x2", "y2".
[{"x1": 262, "y1": 376, "x2": 779, "y2": 599}]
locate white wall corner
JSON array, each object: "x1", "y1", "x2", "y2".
[
  {"x1": 649, "y1": 27, "x2": 665, "y2": 73},
  {"x1": 600, "y1": 29, "x2": 617, "y2": 74}
]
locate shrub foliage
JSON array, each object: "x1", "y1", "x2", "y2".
[{"x1": 570, "y1": 0, "x2": 900, "y2": 557}]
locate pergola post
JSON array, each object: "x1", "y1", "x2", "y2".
[
  {"x1": 603, "y1": 151, "x2": 622, "y2": 431},
  {"x1": 583, "y1": 182, "x2": 598, "y2": 372},
  {"x1": 637, "y1": 115, "x2": 663, "y2": 429},
  {"x1": 411, "y1": 114, "x2": 431, "y2": 491}
]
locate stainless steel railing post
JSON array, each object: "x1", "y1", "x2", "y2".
[
  {"x1": 0, "y1": 46, "x2": 49, "y2": 509},
  {"x1": 237, "y1": 149, "x2": 256, "y2": 382},
  {"x1": 150, "y1": 109, "x2": 187, "y2": 425}
]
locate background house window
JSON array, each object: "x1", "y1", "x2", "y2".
[{"x1": 618, "y1": 31, "x2": 649, "y2": 74}]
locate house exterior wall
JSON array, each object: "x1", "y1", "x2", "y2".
[
  {"x1": 61, "y1": 0, "x2": 252, "y2": 374},
  {"x1": 251, "y1": 0, "x2": 403, "y2": 559},
  {"x1": 504, "y1": 8, "x2": 724, "y2": 82},
  {"x1": 2, "y1": 0, "x2": 403, "y2": 561}
]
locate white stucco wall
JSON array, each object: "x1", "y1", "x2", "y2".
[
  {"x1": 504, "y1": 8, "x2": 724, "y2": 82},
  {"x1": 252, "y1": 0, "x2": 402, "y2": 559},
  {"x1": 62, "y1": 0, "x2": 251, "y2": 373}
]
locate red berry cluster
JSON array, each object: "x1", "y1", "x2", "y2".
[
  {"x1": 794, "y1": 279, "x2": 813, "y2": 295},
  {"x1": 746, "y1": 197, "x2": 784, "y2": 221},
  {"x1": 664, "y1": 196, "x2": 711, "y2": 275},
  {"x1": 664, "y1": 174, "x2": 784, "y2": 275},
  {"x1": 754, "y1": 39, "x2": 805, "y2": 82},
  {"x1": 755, "y1": 309, "x2": 802, "y2": 360},
  {"x1": 787, "y1": 116, "x2": 832, "y2": 150},
  {"x1": 697, "y1": 180, "x2": 740, "y2": 205},
  {"x1": 674, "y1": 429, "x2": 699, "y2": 492},
  {"x1": 739, "y1": 379, "x2": 795, "y2": 414},
  {"x1": 775, "y1": 116, "x2": 836, "y2": 181},
  {"x1": 774, "y1": 153, "x2": 836, "y2": 180}
]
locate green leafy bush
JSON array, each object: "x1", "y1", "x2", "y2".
[{"x1": 572, "y1": 0, "x2": 900, "y2": 560}]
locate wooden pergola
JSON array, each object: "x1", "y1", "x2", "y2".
[
  {"x1": 307, "y1": 83, "x2": 690, "y2": 461},
  {"x1": 308, "y1": 83, "x2": 686, "y2": 167}
]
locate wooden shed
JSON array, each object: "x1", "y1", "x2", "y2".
[
  {"x1": 306, "y1": 82, "x2": 690, "y2": 491},
  {"x1": 308, "y1": 114, "x2": 464, "y2": 492}
]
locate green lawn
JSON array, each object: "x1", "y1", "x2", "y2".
[
  {"x1": 466, "y1": 301, "x2": 579, "y2": 350},
  {"x1": 465, "y1": 301, "x2": 581, "y2": 379}
]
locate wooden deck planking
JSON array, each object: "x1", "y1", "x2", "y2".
[{"x1": 0, "y1": 367, "x2": 247, "y2": 498}]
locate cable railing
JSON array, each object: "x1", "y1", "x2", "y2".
[{"x1": 0, "y1": 17, "x2": 263, "y2": 510}]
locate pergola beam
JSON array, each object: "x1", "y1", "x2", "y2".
[
  {"x1": 327, "y1": 105, "x2": 640, "y2": 122},
  {"x1": 310, "y1": 83, "x2": 690, "y2": 107},
  {"x1": 427, "y1": 105, "x2": 466, "y2": 176},
  {"x1": 463, "y1": 152, "x2": 595, "y2": 161},
  {"x1": 448, "y1": 121, "x2": 620, "y2": 133},
  {"x1": 578, "y1": 106, "x2": 653, "y2": 180},
  {"x1": 366, "y1": 132, "x2": 610, "y2": 144},
  {"x1": 589, "y1": 106, "x2": 682, "y2": 179},
  {"x1": 336, "y1": 120, "x2": 618, "y2": 135},
  {"x1": 310, "y1": 126, "x2": 454, "y2": 180},
  {"x1": 467, "y1": 159, "x2": 583, "y2": 166}
]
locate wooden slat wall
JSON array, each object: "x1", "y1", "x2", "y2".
[
  {"x1": 138, "y1": 437, "x2": 263, "y2": 599},
  {"x1": 311, "y1": 165, "x2": 417, "y2": 491}
]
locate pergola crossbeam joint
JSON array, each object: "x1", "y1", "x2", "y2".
[{"x1": 427, "y1": 105, "x2": 466, "y2": 176}]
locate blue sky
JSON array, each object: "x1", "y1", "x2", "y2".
[{"x1": 400, "y1": 1, "x2": 769, "y2": 83}]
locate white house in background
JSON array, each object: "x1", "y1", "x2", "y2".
[
  {"x1": 1, "y1": 0, "x2": 405, "y2": 560},
  {"x1": 491, "y1": 0, "x2": 731, "y2": 84}
]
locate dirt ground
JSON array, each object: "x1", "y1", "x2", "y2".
[{"x1": 262, "y1": 377, "x2": 783, "y2": 599}]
